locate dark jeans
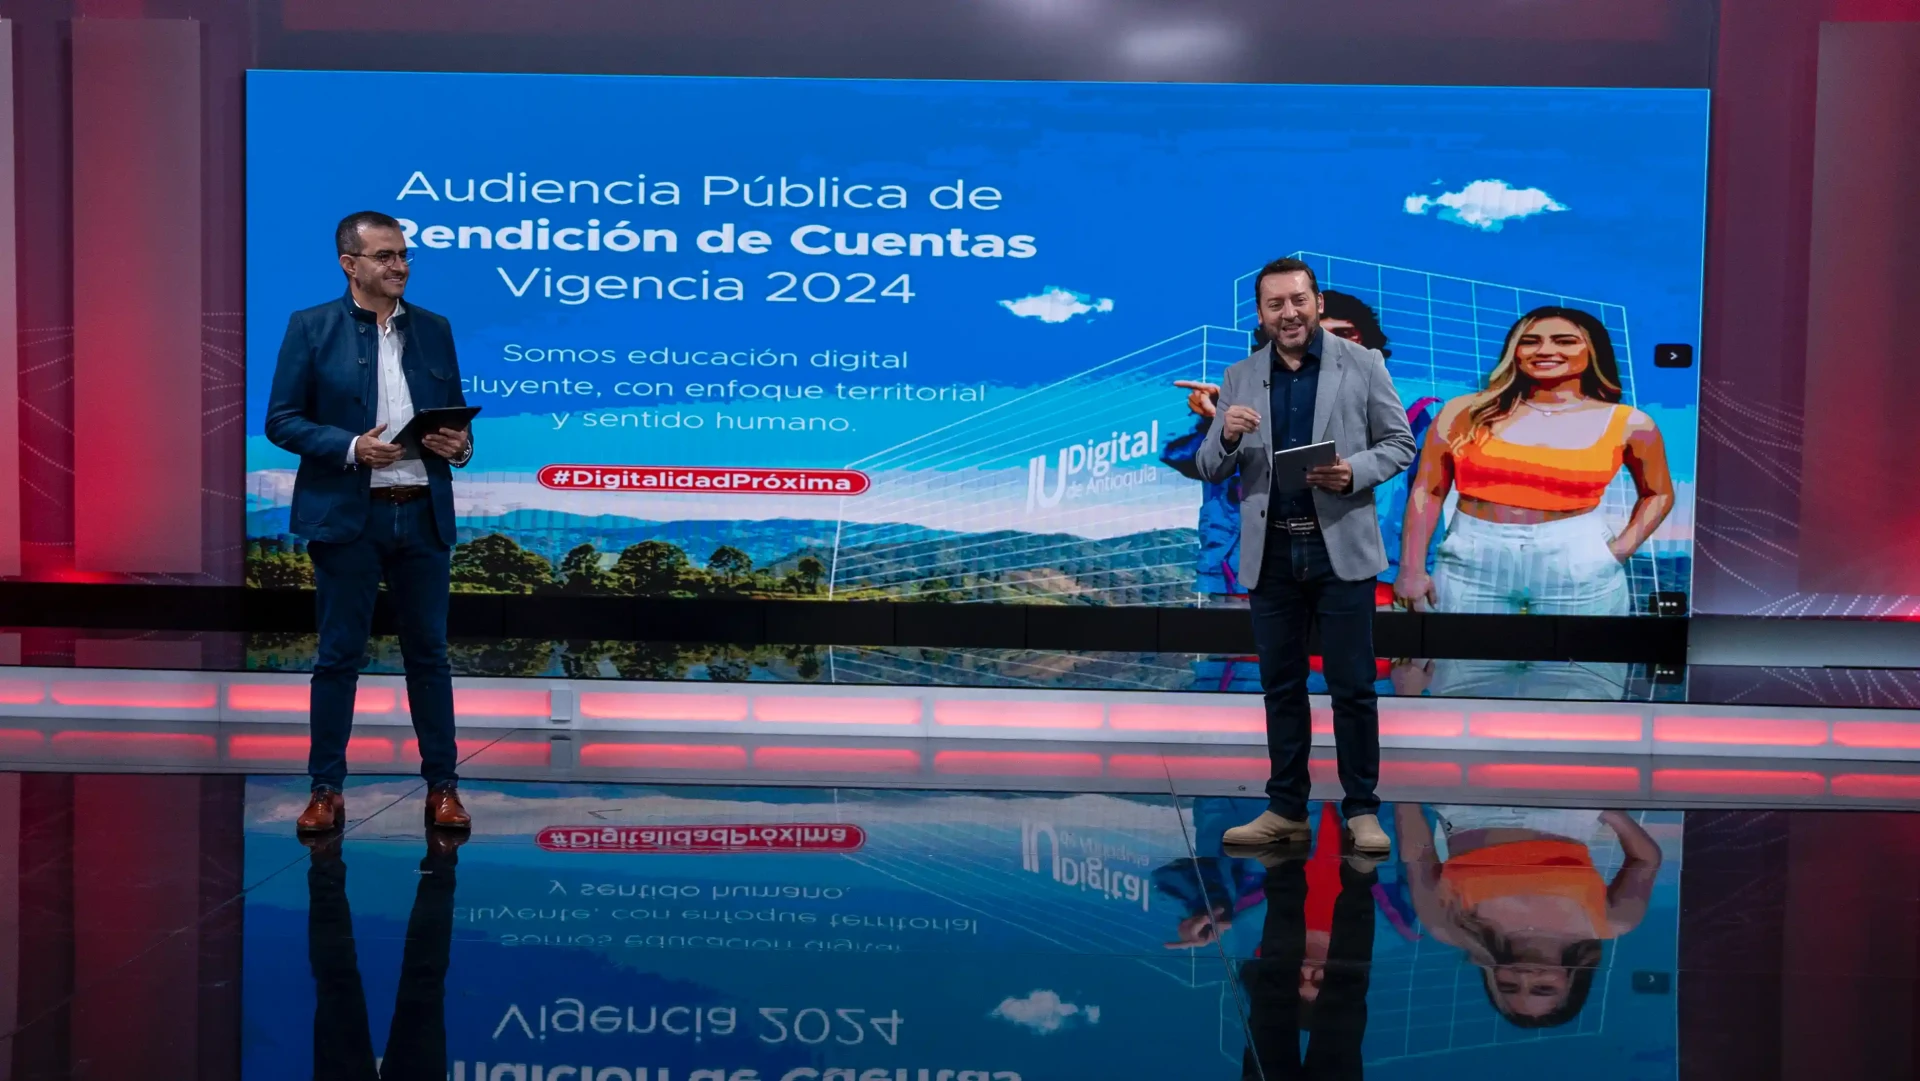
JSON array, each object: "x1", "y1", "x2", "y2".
[
  {"x1": 309, "y1": 844, "x2": 456, "y2": 1080},
  {"x1": 1238, "y1": 858, "x2": 1378, "y2": 1080},
  {"x1": 1248, "y1": 530, "x2": 1380, "y2": 820},
  {"x1": 308, "y1": 496, "x2": 458, "y2": 790}
]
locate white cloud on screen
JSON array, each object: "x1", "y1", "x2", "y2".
[
  {"x1": 999, "y1": 287, "x2": 1115, "y2": 324},
  {"x1": 1404, "y1": 179, "x2": 1568, "y2": 231},
  {"x1": 991, "y1": 990, "x2": 1100, "y2": 1034}
]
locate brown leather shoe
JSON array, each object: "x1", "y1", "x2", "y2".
[
  {"x1": 425, "y1": 785, "x2": 471, "y2": 831},
  {"x1": 296, "y1": 788, "x2": 345, "y2": 834}
]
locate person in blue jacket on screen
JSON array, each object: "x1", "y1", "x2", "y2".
[{"x1": 1166, "y1": 291, "x2": 1431, "y2": 607}]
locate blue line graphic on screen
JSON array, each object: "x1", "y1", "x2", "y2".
[
  {"x1": 244, "y1": 71, "x2": 1708, "y2": 609},
  {"x1": 827, "y1": 325, "x2": 1243, "y2": 604}
]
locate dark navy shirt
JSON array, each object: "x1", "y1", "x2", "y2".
[{"x1": 1268, "y1": 339, "x2": 1321, "y2": 523}]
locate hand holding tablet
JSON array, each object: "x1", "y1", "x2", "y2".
[
  {"x1": 390, "y1": 406, "x2": 481, "y2": 460},
  {"x1": 1271, "y1": 440, "x2": 1338, "y2": 493}
]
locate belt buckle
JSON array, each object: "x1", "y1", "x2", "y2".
[{"x1": 1283, "y1": 517, "x2": 1317, "y2": 536}]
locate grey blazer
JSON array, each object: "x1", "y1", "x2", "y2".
[{"x1": 1195, "y1": 329, "x2": 1416, "y2": 585}]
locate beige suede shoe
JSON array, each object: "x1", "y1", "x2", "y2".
[
  {"x1": 1346, "y1": 813, "x2": 1391, "y2": 854},
  {"x1": 1222, "y1": 811, "x2": 1312, "y2": 846}
]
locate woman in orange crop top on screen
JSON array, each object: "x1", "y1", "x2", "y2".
[
  {"x1": 1396, "y1": 805, "x2": 1663, "y2": 1029},
  {"x1": 1394, "y1": 306, "x2": 1674, "y2": 615}
]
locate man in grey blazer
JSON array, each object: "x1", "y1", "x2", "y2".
[{"x1": 1196, "y1": 258, "x2": 1415, "y2": 854}]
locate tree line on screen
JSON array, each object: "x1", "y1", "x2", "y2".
[
  {"x1": 247, "y1": 534, "x2": 845, "y2": 598},
  {"x1": 248, "y1": 526, "x2": 1192, "y2": 603}
]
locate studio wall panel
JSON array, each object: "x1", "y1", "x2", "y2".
[
  {"x1": 70, "y1": 774, "x2": 202, "y2": 1077},
  {"x1": 71, "y1": 19, "x2": 202, "y2": 573},
  {"x1": 1797, "y1": 21, "x2": 1920, "y2": 595},
  {"x1": 0, "y1": 21, "x2": 17, "y2": 580},
  {"x1": 0, "y1": 773, "x2": 18, "y2": 1081},
  {"x1": 1691, "y1": 0, "x2": 1920, "y2": 620}
]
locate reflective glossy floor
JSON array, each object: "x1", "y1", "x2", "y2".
[{"x1": 0, "y1": 768, "x2": 1915, "y2": 1079}]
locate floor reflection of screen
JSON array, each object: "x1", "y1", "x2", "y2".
[{"x1": 239, "y1": 779, "x2": 1681, "y2": 1079}]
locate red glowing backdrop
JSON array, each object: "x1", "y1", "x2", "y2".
[{"x1": 4, "y1": 0, "x2": 1918, "y2": 622}]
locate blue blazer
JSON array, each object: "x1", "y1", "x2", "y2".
[{"x1": 265, "y1": 293, "x2": 471, "y2": 547}]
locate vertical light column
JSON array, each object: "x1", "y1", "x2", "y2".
[
  {"x1": 0, "y1": 773, "x2": 19, "y2": 1081},
  {"x1": 0, "y1": 21, "x2": 17, "y2": 580},
  {"x1": 1798, "y1": 21, "x2": 1920, "y2": 595},
  {"x1": 71, "y1": 19, "x2": 202, "y2": 573},
  {"x1": 71, "y1": 775, "x2": 201, "y2": 1076}
]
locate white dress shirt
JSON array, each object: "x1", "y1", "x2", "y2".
[{"x1": 346, "y1": 298, "x2": 431, "y2": 488}]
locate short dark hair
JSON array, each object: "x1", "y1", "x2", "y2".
[
  {"x1": 336, "y1": 211, "x2": 403, "y2": 256},
  {"x1": 1255, "y1": 257, "x2": 1319, "y2": 302},
  {"x1": 1321, "y1": 290, "x2": 1392, "y2": 358}
]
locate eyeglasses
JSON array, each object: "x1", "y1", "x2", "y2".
[{"x1": 349, "y1": 249, "x2": 412, "y2": 268}]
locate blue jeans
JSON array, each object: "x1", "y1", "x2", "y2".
[
  {"x1": 1247, "y1": 530, "x2": 1379, "y2": 820},
  {"x1": 307, "y1": 496, "x2": 458, "y2": 790}
]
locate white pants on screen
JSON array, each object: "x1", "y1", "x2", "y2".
[
  {"x1": 1433, "y1": 805, "x2": 1607, "y2": 843},
  {"x1": 1433, "y1": 510, "x2": 1630, "y2": 616},
  {"x1": 1424, "y1": 659, "x2": 1630, "y2": 701}
]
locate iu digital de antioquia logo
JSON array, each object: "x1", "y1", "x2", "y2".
[
  {"x1": 539, "y1": 465, "x2": 871, "y2": 495},
  {"x1": 1026, "y1": 421, "x2": 1161, "y2": 511}
]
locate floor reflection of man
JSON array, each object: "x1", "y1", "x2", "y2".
[
  {"x1": 307, "y1": 831, "x2": 462, "y2": 1080},
  {"x1": 1237, "y1": 805, "x2": 1379, "y2": 1081}
]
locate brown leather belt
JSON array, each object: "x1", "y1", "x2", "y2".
[{"x1": 370, "y1": 485, "x2": 430, "y2": 504}]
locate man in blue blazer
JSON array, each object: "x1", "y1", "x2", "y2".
[{"x1": 267, "y1": 211, "x2": 475, "y2": 834}]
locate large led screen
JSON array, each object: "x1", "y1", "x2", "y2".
[{"x1": 245, "y1": 72, "x2": 1707, "y2": 612}]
